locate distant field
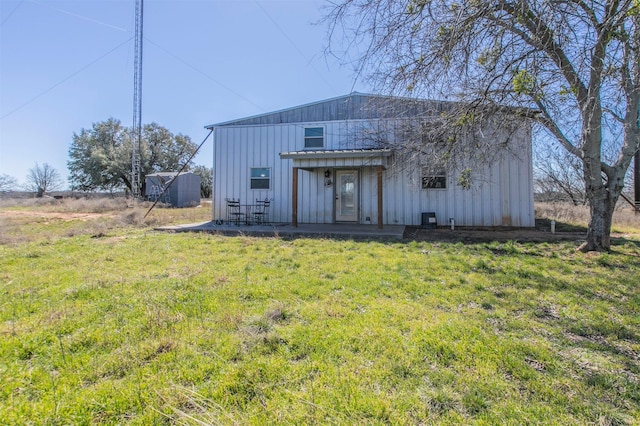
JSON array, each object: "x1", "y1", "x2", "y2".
[{"x1": 1, "y1": 198, "x2": 639, "y2": 424}]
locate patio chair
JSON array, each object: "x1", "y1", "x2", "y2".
[
  {"x1": 225, "y1": 198, "x2": 245, "y2": 225},
  {"x1": 253, "y1": 199, "x2": 270, "y2": 225}
]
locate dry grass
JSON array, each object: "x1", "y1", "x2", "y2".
[
  {"x1": 535, "y1": 201, "x2": 640, "y2": 230},
  {"x1": 0, "y1": 197, "x2": 212, "y2": 245},
  {"x1": 0, "y1": 196, "x2": 129, "y2": 213}
]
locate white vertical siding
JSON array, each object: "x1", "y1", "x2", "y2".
[{"x1": 212, "y1": 119, "x2": 534, "y2": 227}]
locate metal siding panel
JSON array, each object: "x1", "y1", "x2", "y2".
[
  {"x1": 517, "y1": 127, "x2": 535, "y2": 227},
  {"x1": 213, "y1": 129, "x2": 226, "y2": 220},
  {"x1": 408, "y1": 173, "x2": 421, "y2": 225},
  {"x1": 278, "y1": 125, "x2": 287, "y2": 223},
  {"x1": 383, "y1": 167, "x2": 395, "y2": 224},
  {"x1": 277, "y1": 125, "x2": 294, "y2": 223},
  {"x1": 489, "y1": 160, "x2": 501, "y2": 226},
  {"x1": 212, "y1": 116, "x2": 534, "y2": 227},
  {"x1": 447, "y1": 174, "x2": 457, "y2": 226},
  {"x1": 220, "y1": 128, "x2": 238, "y2": 219},
  {"x1": 301, "y1": 168, "x2": 312, "y2": 223},
  {"x1": 457, "y1": 186, "x2": 467, "y2": 226},
  {"x1": 398, "y1": 166, "x2": 411, "y2": 225},
  {"x1": 237, "y1": 127, "x2": 248, "y2": 203},
  {"x1": 251, "y1": 126, "x2": 269, "y2": 203},
  {"x1": 500, "y1": 157, "x2": 511, "y2": 226},
  {"x1": 509, "y1": 154, "x2": 521, "y2": 227},
  {"x1": 480, "y1": 171, "x2": 493, "y2": 226},
  {"x1": 274, "y1": 126, "x2": 286, "y2": 223},
  {"x1": 440, "y1": 184, "x2": 454, "y2": 227}
]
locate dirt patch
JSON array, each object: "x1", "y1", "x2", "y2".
[
  {"x1": 0, "y1": 210, "x2": 113, "y2": 221},
  {"x1": 403, "y1": 226, "x2": 586, "y2": 244},
  {"x1": 404, "y1": 225, "x2": 637, "y2": 245}
]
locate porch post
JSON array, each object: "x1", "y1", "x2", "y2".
[
  {"x1": 292, "y1": 167, "x2": 299, "y2": 227},
  {"x1": 377, "y1": 165, "x2": 383, "y2": 229}
]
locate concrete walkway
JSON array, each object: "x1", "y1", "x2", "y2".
[{"x1": 156, "y1": 221, "x2": 406, "y2": 239}]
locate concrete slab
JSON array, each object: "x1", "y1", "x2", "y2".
[{"x1": 156, "y1": 222, "x2": 406, "y2": 240}]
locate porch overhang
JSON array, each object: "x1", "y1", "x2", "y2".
[
  {"x1": 279, "y1": 149, "x2": 393, "y2": 169},
  {"x1": 282, "y1": 149, "x2": 390, "y2": 230}
]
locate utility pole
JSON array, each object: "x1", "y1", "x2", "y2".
[
  {"x1": 635, "y1": 148, "x2": 639, "y2": 213},
  {"x1": 636, "y1": 106, "x2": 640, "y2": 213},
  {"x1": 131, "y1": 0, "x2": 143, "y2": 199}
]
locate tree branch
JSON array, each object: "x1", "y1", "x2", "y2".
[{"x1": 494, "y1": 1, "x2": 590, "y2": 106}]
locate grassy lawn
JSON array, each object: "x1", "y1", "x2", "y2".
[{"x1": 1, "y1": 199, "x2": 639, "y2": 424}]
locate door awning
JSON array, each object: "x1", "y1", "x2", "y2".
[{"x1": 279, "y1": 149, "x2": 393, "y2": 169}]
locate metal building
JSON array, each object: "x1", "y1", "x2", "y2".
[
  {"x1": 206, "y1": 93, "x2": 535, "y2": 228},
  {"x1": 145, "y1": 172, "x2": 201, "y2": 208}
]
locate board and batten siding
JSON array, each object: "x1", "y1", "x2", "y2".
[
  {"x1": 212, "y1": 119, "x2": 534, "y2": 227},
  {"x1": 213, "y1": 121, "x2": 341, "y2": 224}
]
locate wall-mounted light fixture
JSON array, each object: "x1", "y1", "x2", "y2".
[{"x1": 324, "y1": 169, "x2": 332, "y2": 187}]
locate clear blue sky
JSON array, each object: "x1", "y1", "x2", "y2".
[{"x1": 0, "y1": 0, "x2": 364, "y2": 188}]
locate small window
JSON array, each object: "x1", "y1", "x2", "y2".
[
  {"x1": 304, "y1": 127, "x2": 324, "y2": 148},
  {"x1": 250, "y1": 168, "x2": 270, "y2": 189},
  {"x1": 422, "y1": 169, "x2": 447, "y2": 189}
]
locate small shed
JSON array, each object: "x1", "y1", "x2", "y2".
[{"x1": 145, "y1": 172, "x2": 201, "y2": 207}]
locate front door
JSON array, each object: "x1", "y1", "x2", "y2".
[{"x1": 336, "y1": 170, "x2": 358, "y2": 222}]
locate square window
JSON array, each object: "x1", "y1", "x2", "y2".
[
  {"x1": 250, "y1": 168, "x2": 270, "y2": 189},
  {"x1": 422, "y1": 169, "x2": 446, "y2": 189},
  {"x1": 304, "y1": 127, "x2": 324, "y2": 148}
]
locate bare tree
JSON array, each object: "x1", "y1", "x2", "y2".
[
  {"x1": 0, "y1": 174, "x2": 17, "y2": 193},
  {"x1": 326, "y1": 1, "x2": 640, "y2": 251},
  {"x1": 25, "y1": 163, "x2": 63, "y2": 196},
  {"x1": 534, "y1": 141, "x2": 587, "y2": 205}
]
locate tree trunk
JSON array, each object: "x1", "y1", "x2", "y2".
[{"x1": 580, "y1": 187, "x2": 616, "y2": 252}]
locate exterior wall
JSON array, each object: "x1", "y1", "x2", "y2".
[
  {"x1": 212, "y1": 119, "x2": 535, "y2": 227},
  {"x1": 145, "y1": 173, "x2": 201, "y2": 208},
  {"x1": 381, "y1": 139, "x2": 535, "y2": 227},
  {"x1": 172, "y1": 174, "x2": 201, "y2": 207},
  {"x1": 213, "y1": 121, "x2": 353, "y2": 223}
]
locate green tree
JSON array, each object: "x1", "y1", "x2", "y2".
[
  {"x1": 326, "y1": 0, "x2": 640, "y2": 251},
  {"x1": 68, "y1": 118, "x2": 198, "y2": 193},
  {"x1": 192, "y1": 165, "x2": 213, "y2": 198},
  {"x1": 25, "y1": 163, "x2": 63, "y2": 196}
]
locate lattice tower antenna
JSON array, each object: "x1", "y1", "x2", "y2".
[
  {"x1": 636, "y1": 109, "x2": 640, "y2": 213},
  {"x1": 635, "y1": 148, "x2": 639, "y2": 213},
  {"x1": 131, "y1": 0, "x2": 144, "y2": 199}
]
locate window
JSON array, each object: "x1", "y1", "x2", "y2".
[
  {"x1": 422, "y1": 169, "x2": 447, "y2": 189},
  {"x1": 250, "y1": 167, "x2": 270, "y2": 189},
  {"x1": 304, "y1": 127, "x2": 324, "y2": 148}
]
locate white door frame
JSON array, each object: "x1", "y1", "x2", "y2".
[{"x1": 335, "y1": 170, "x2": 358, "y2": 222}]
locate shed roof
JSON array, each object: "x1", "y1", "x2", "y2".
[
  {"x1": 279, "y1": 148, "x2": 393, "y2": 169},
  {"x1": 146, "y1": 172, "x2": 194, "y2": 178},
  {"x1": 206, "y1": 93, "x2": 455, "y2": 128},
  {"x1": 279, "y1": 148, "x2": 393, "y2": 160}
]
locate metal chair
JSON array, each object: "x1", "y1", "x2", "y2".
[
  {"x1": 225, "y1": 198, "x2": 245, "y2": 225},
  {"x1": 253, "y1": 199, "x2": 270, "y2": 225}
]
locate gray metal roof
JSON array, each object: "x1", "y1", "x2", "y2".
[
  {"x1": 145, "y1": 172, "x2": 194, "y2": 177},
  {"x1": 279, "y1": 148, "x2": 394, "y2": 169},
  {"x1": 206, "y1": 93, "x2": 454, "y2": 128},
  {"x1": 279, "y1": 148, "x2": 393, "y2": 159}
]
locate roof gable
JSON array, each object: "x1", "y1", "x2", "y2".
[{"x1": 207, "y1": 93, "x2": 454, "y2": 127}]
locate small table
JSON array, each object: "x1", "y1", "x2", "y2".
[{"x1": 239, "y1": 204, "x2": 256, "y2": 225}]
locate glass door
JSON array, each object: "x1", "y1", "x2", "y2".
[{"x1": 335, "y1": 170, "x2": 358, "y2": 222}]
